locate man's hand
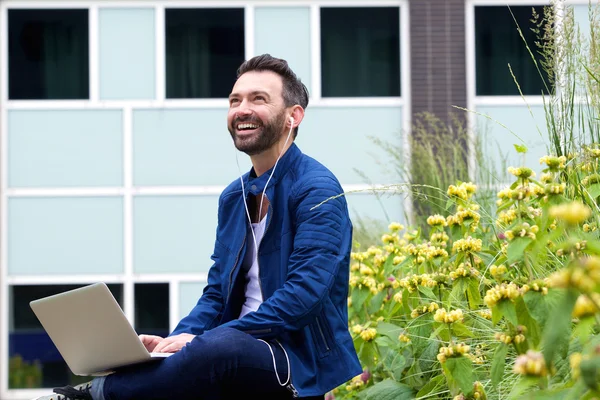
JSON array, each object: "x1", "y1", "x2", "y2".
[
  {"x1": 139, "y1": 334, "x2": 163, "y2": 352},
  {"x1": 153, "y1": 333, "x2": 196, "y2": 353}
]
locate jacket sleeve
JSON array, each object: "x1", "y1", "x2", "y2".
[{"x1": 218, "y1": 176, "x2": 349, "y2": 338}]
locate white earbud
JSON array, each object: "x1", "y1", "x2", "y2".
[{"x1": 290, "y1": 116, "x2": 294, "y2": 126}]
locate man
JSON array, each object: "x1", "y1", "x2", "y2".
[{"x1": 39, "y1": 54, "x2": 361, "y2": 400}]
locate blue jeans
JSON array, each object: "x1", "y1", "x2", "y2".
[{"x1": 90, "y1": 327, "x2": 296, "y2": 400}]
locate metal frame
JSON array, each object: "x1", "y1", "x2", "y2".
[{"x1": 0, "y1": 0, "x2": 410, "y2": 398}]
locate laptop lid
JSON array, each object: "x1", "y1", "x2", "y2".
[{"x1": 30, "y1": 282, "x2": 157, "y2": 375}]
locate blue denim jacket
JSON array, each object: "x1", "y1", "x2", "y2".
[{"x1": 171, "y1": 143, "x2": 362, "y2": 396}]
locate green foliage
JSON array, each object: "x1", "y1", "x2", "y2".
[
  {"x1": 9, "y1": 355, "x2": 42, "y2": 389},
  {"x1": 329, "y1": 4, "x2": 600, "y2": 400}
]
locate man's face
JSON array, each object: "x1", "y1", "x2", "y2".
[{"x1": 227, "y1": 71, "x2": 288, "y2": 156}]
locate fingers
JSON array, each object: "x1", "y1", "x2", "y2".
[
  {"x1": 153, "y1": 334, "x2": 195, "y2": 353},
  {"x1": 139, "y1": 334, "x2": 163, "y2": 352}
]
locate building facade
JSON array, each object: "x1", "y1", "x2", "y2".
[{"x1": 0, "y1": 0, "x2": 593, "y2": 398}]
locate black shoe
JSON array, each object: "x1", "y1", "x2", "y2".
[{"x1": 51, "y1": 382, "x2": 93, "y2": 400}]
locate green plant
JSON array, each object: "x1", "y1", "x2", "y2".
[{"x1": 9, "y1": 355, "x2": 42, "y2": 389}]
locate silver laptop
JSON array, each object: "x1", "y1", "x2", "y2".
[{"x1": 30, "y1": 282, "x2": 171, "y2": 376}]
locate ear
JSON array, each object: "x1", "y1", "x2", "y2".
[{"x1": 288, "y1": 105, "x2": 305, "y2": 128}]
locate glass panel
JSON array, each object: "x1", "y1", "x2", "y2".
[
  {"x1": 475, "y1": 105, "x2": 549, "y2": 177},
  {"x1": 346, "y1": 192, "x2": 407, "y2": 247},
  {"x1": 179, "y1": 282, "x2": 206, "y2": 321},
  {"x1": 296, "y1": 106, "x2": 403, "y2": 184},
  {"x1": 132, "y1": 108, "x2": 251, "y2": 186},
  {"x1": 133, "y1": 196, "x2": 218, "y2": 274},
  {"x1": 475, "y1": 6, "x2": 551, "y2": 96},
  {"x1": 165, "y1": 8, "x2": 245, "y2": 99},
  {"x1": 8, "y1": 9, "x2": 89, "y2": 100},
  {"x1": 135, "y1": 283, "x2": 169, "y2": 337},
  {"x1": 8, "y1": 110, "x2": 123, "y2": 188},
  {"x1": 9, "y1": 284, "x2": 122, "y2": 388},
  {"x1": 99, "y1": 8, "x2": 155, "y2": 100},
  {"x1": 254, "y1": 7, "x2": 311, "y2": 89},
  {"x1": 8, "y1": 197, "x2": 124, "y2": 276},
  {"x1": 320, "y1": 7, "x2": 400, "y2": 97}
]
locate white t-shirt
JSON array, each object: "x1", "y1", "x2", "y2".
[{"x1": 239, "y1": 215, "x2": 267, "y2": 318}]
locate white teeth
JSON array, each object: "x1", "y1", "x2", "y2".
[{"x1": 237, "y1": 123, "x2": 259, "y2": 130}]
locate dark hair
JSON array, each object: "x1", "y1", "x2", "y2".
[{"x1": 237, "y1": 54, "x2": 309, "y2": 137}]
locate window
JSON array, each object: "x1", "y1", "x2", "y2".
[
  {"x1": 320, "y1": 7, "x2": 400, "y2": 97},
  {"x1": 475, "y1": 5, "x2": 551, "y2": 96},
  {"x1": 165, "y1": 8, "x2": 245, "y2": 99},
  {"x1": 135, "y1": 283, "x2": 170, "y2": 338},
  {"x1": 8, "y1": 9, "x2": 89, "y2": 100},
  {"x1": 9, "y1": 284, "x2": 123, "y2": 388}
]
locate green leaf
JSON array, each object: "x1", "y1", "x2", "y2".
[
  {"x1": 419, "y1": 338, "x2": 441, "y2": 374},
  {"x1": 352, "y1": 286, "x2": 370, "y2": 312},
  {"x1": 507, "y1": 237, "x2": 533, "y2": 264},
  {"x1": 445, "y1": 357, "x2": 474, "y2": 395},
  {"x1": 368, "y1": 290, "x2": 386, "y2": 314},
  {"x1": 375, "y1": 335, "x2": 397, "y2": 348},
  {"x1": 383, "y1": 253, "x2": 396, "y2": 275},
  {"x1": 573, "y1": 316, "x2": 596, "y2": 343},
  {"x1": 417, "y1": 286, "x2": 438, "y2": 301},
  {"x1": 514, "y1": 143, "x2": 528, "y2": 153},
  {"x1": 492, "y1": 304, "x2": 503, "y2": 325},
  {"x1": 451, "y1": 322, "x2": 474, "y2": 338},
  {"x1": 497, "y1": 299, "x2": 519, "y2": 326},
  {"x1": 358, "y1": 378, "x2": 414, "y2": 400},
  {"x1": 585, "y1": 183, "x2": 600, "y2": 199},
  {"x1": 449, "y1": 278, "x2": 467, "y2": 304},
  {"x1": 491, "y1": 344, "x2": 508, "y2": 387},
  {"x1": 580, "y1": 356, "x2": 600, "y2": 391},
  {"x1": 508, "y1": 376, "x2": 540, "y2": 399},
  {"x1": 515, "y1": 296, "x2": 541, "y2": 347},
  {"x1": 359, "y1": 340, "x2": 377, "y2": 370},
  {"x1": 376, "y1": 322, "x2": 402, "y2": 342},
  {"x1": 466, "y1": 278, "x2": 482, "y2": 309},
  {"x1": 382, "y1": 351, "x2": 408, "y2": 381},
  {"x1": 542, "y1": 289, "x2": 578, "y2": 367},
  {"x1": 523, "y1": 290, "x2": 550, "y2": 328},
  {"x1": 415, "y1": 375, "x2": 445, "y2": 398}
]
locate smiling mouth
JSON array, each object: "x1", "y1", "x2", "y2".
[{"x1": 236, "y1": 122, "x2": 261, "y2": 134}]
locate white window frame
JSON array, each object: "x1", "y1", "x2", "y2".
[
  {"x1": 464, "y1": 0, "x2": 592, "y2": 177},
  {"x1": 0, "y1": 1, "x2": 409, "y2": 398}
]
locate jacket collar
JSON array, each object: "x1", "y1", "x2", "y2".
[{"x1": 243, "y1": 143, "x2": 301, "y2": 196}]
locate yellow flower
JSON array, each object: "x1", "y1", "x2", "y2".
[
  {"x1": 433, "y1": 308, "x2": 464, "y2": 323},
  {"x1": 508, "y1": 166, "x2": 535, "y2": 179},
  {"x1": 549, "y1": 201, "x2": 591, "y2": 224},
  {"x1": 359, "y1": 265, "x2": 374, "y2": 276},
  {"x1": 352, "y1": 324, "x2": 363, "y2": 334},
  {"x1": 484, "y1": 282, "x2": 521, "y2": 308},
  {"x1": 427, "y1": 214, "x2": 448, "y2": 227},
  {"x1": 388, "y1": 222, "x2": 404, "y2": 232},
  {"x1": 452, "y1": 236, "x2": 482, "y2": 253},
  {"x1": 539, "y1": 155, "x2": 567, "y2": 170},
  {"x1": 437, "y1": 343, "x2": 471, "y2": 363},
  {"x1": 572, "y1": 294, "x2": 600, "y2": 319},
  {"x1": 360, "y1": 328, "x2": 377, "y2": 341},
  {"x1": 393, "y1": 255, "x2": 405, "y2": 265},
  {"x1": 393, "y1": 292, "x2": 403, "y2": 303},
  {"x1": 489, "y1": 264, "x2": 507, "y2": 278},
  {"x1": 398, "y1": 334, "x2": 411, "y2": 343},
  {"x1": 513, "y1": 350, "x2": 548, "y2": 377},
  {"x1": 478, "y1": 309, "x2": 492, "y2": 320}
]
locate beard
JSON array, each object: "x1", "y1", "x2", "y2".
[{"x1": 228, "y1": 110, "x2": 287, "y2": 156}]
